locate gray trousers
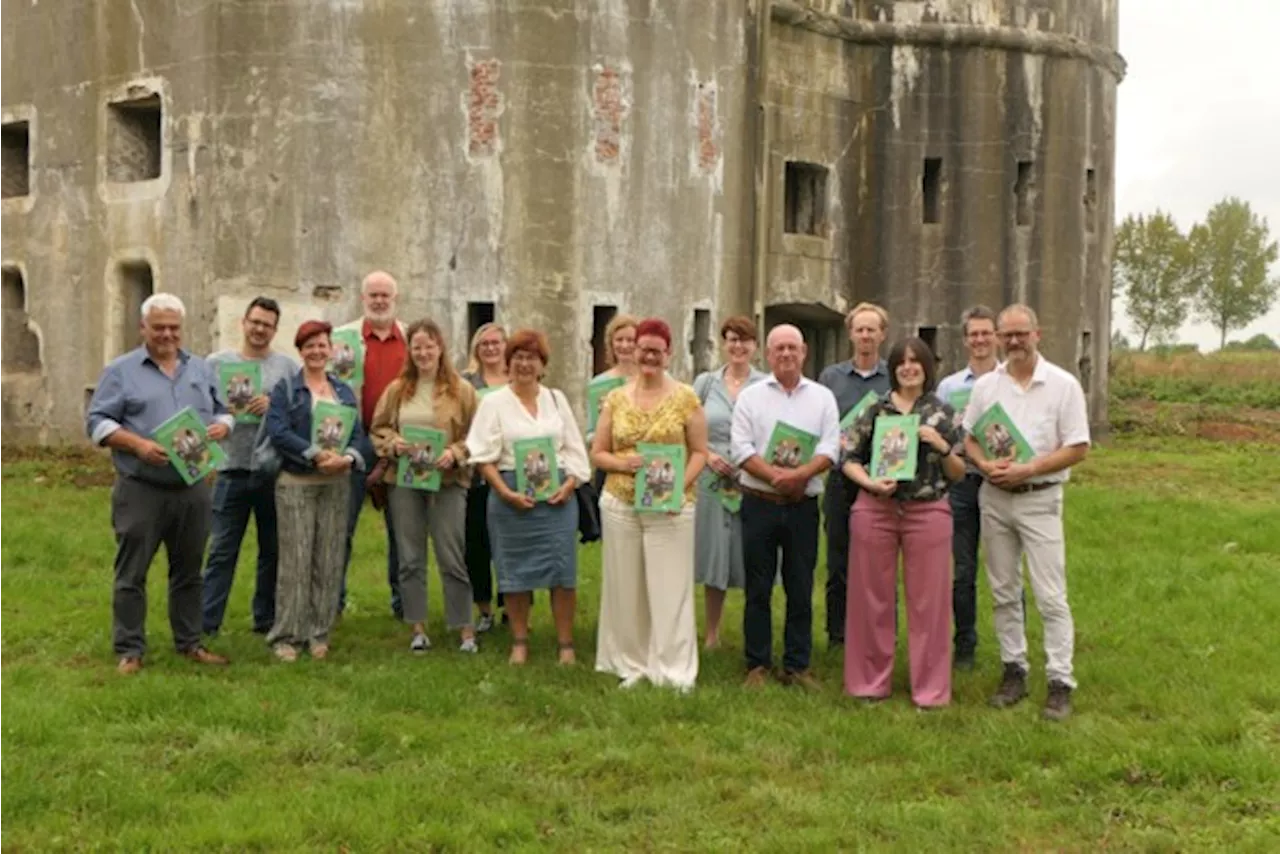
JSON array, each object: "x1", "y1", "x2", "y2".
[
  {"x1": 387, "y1": 484, "x2": 473, "y2": 629},
  {"x1": 111, "y1": 476, "x2": 212, "y2": 658},
  {"x1": 268, "y1": 477, "x2": 350, "y2": 647}
]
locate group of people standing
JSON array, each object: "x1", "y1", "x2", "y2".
[{"x1": 86, "y1": 274, "x2": 1089, "y2": 720}]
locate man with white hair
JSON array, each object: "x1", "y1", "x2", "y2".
[
  {"x1": 336, "y1": 271, "x2": 408, "y2": 618},
  {"x1": 86, "y1": 293, "x2": 233, "y2": 674},
  {"x1": 730, "y1": 324, "x2": 840, "y2": 690}
]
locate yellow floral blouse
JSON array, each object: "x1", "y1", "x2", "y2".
[{"x1": 602, "y1": 383, "x2": 700, "y2": 505}]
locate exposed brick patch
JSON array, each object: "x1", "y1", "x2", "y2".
[
  {"x1": 467, "y1": 58, "x2": 503, "y2": 159},
  {"x1": 592, "y1": 65, "x2": 630, "y2": 164},
  {"x1": 694, "y1": 81, "x2": 720, "y2": 174}
]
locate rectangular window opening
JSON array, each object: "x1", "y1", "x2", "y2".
[
  {"x1": 1078, "y1": 330, "x2": 1093, "y2": 395},
  {"x1": 2, "y1": 121, "x2": 31, "y2": 199},
  {"x1": 467, "y1": 301, "x2": 495, "y2": 341},
  {"x1": 691, "y1": 308, "x2": 713, "y2": 375},
  {"x1": 116, "y1": 260, "x2": 155, "y2": 357},
  {"x1": 591, "y1": 304, "x2": 617, "y2": 376},
  {"x1": 784, "y1": 161, "x2": 828, "y2": 236},
  {"x1": 1015, "y1": 160, "x2": 1033, "y2": 227},
  {"x1": 2, "y1": 266, "x2": 41, "y2": 372},
  {"x1": 106, "y1": 94, "x2": 162, "y2": 183},
  {"x1": 916, "y1": 325, "x2": 939, "y2": 364},
  {"x1": 1084, "y1": 168, "x2": 1098, "y2": 234},
  {"x1": 922, "y1": 157, "x2": 942, "y2": 224}
]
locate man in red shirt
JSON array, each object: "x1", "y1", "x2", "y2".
[{"x1": 337, "y1": 271, "x2": 408, "y2": 618}]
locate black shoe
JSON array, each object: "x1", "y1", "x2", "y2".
[
  {"x1": 989, "y1": 663, "x2": 1028, "y2": 709},
  {"x1": 1042, "y1": 680, "x2": 1073, "y2": 721},
  {"x1": 252, "y1": 624, "x2": 271, "y2": 635},
  {"x1": 953, "y1": 652, "x2": 976, "y2": 672}
]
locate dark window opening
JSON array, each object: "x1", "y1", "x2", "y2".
[
  {"x1": 2, "y1": 267, "x2": 41, "y2": 372},
  {"x1": 1079, "y1": 330, "x2": 1093, "y2": 396},
  {"x1": 1084, "y1": 168, "x2": 1098, "y2": 234},
  {"x1": 106, "y1": 94, "x2": 162, "y2": 183},
  {"x1": 691, "y1": 308, "x2": 713, "y2": 375},
  {"x1": 922, "y1": 157, "x2": 942, "y2": 224},
  {"x1": 467, "y1": 301, "x2": 495, "y2": 341},
  {"x1": 784, "y1": 161, "x2": 828, "y2": 236},
  {"x1": 591, "y1": 304, "x2": 617, "y2": 376},
  {"x1": 1015, "y1": 160, "x2": 1033, "y2": 227},
  {"x1": 2, "y1": 122, "x2": 31, "y2": 199},
  {"x1": 916, "y1": 325, "x2": 939, "y2": 364},
  {"x1": 117, "y1": 260, "x2": 154, "y2": 357}
]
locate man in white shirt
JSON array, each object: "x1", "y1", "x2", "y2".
[
  {"x1": 963, "y1": 304, "x2": 1090, "y2": 721},
  {"x1": 935, "y1": 305, "x2": 998, "y2": 671},
  {"x1": 730, "y1": 325, "x2": 840, "y2": 690}
]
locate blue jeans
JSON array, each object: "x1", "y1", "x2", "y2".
[
  {"x1": 342, "y1": 469, "x2": 402, "y2": 616},
  {"x1": 201, "y1": 470, "x2": 279, "y2": 634},
  {"x1": 949, "y1": 473, "x2": 983, "y2": 658}
]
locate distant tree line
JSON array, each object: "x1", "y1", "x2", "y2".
[{"x1": 1112, "y1": 198, "x2": 1279, "y2": 350}]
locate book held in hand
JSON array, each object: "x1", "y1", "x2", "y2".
[
  {"x1": 513, "y1": 435, "x2": 561, "y2": 501},
  {"x1": 153, "y1": 406, "x2": 226, "y2": 485},
  {"x1": 218, "y1": 361, "x2": 263, "y2": 424},
  {"x1": 869, "y1": 413, "x2": 920, "y2": 482},
  {"x1": 586, "y1": 375, "x2": 626, "y2": 434},
  {"x1": 839, "y1": 390, "x2": 880, "y2": 453},
  {"x1": 971, "y1": 402, "x2": 1034, "y2": 463},
  {"x1": 311, "y1": 401, "x2": 357, "y2": 454},
  {"x1": 476, "y1": 384, "x2": 504, "y2": 399},
  {"x1": 634, "y1": 443, "x2": 686, "y2": 513},
  {"x1": 764, "y1": 421, "x2": 818, "y2": 470},
  {"x1": 947, "y1": 388, "x2": 972, "y2": 418},
  {"x1": 328, "y1": 328, "x2": 365, "y2": 390},
  {"x1": 701, "y1": 470, "x2": 743, "y2": 513},
  {"x1": 397, "y1": 425, "x2": 448, "y2": 491}
]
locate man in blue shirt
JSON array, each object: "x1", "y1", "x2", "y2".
[
  {"x1": 935, "y1": 305, "x2": 999, "y2": 670},
  {"x1": 85, "y1": 293, "x2": 233, "y2": 674}
]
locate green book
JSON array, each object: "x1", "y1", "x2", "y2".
[
  {"x1": 153, "y1": 406, "x2": 226, "y2": 485},
  {"x1": 971, "y1": 401, "x2": 1035, "y2": 463},
  {"x1": 513, "y1": 435, "x2": 561, "y2": 501},
  {"x1": 635, "y1": 443, "x2": 686, "y2": 513},
  {"x1": 838, "y1": 390, "x2": 880, "y2": 454},
  {"x1": 764, "y1": 421, "x2": 819, "y2": 470},
  {"x1": 586, "y1": 375, "x2": 626, "y2": 434},
  {"x1": 218, "y1": 361, "x2": 263, "y2": 424},
  {"x1": 869, "y1": 413, "x2": 920, "y2": 482},
  {"x1": 397, "y1": 425, "x2": 448, "y2": 491},
  {"x1": 701, "y1": 470, "x2": 742, "y2": 513},
  {"x1": 476, "y1": 384, "x2": 504, "y2": 399},
  {"x1": 328, "y1": 328, "x2": 365, "y2": 390},
  {"x1": 311, "y1": 401, "x2": 357, "y2": 453},
  {"x1": 947, "y1": 388, "x2": 973, "y2": 417}
]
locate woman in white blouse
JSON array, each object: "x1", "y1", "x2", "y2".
[{"x1": 465, "y1": 328, "x2": 592, "y2": 665}]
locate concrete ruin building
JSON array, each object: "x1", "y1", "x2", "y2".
[{"x1": 1, "y1": 0, "x2": 1122, "y2": 442}]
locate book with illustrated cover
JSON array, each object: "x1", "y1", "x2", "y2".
[
  {"x1": 634, "y1": 443, "x2": 686, "y2": 512},
  {"x1": 513, "y1": 435, "x2": 561, "y2": 501},
  {"x1": 971, "y1": 402, "x2": 1034, "y2": 463},
  {"x1": 153, "y1": 406, "x2": 226, "y2": 485},
  {"x1": 311, "y1": 401, "x2": 357, "y2": 453},
  {"x1": 586, "y1": 375, "x2": 626, "y2": 434},
  {"x1": 328, "y1": 328, "x2": 365, "y2": 390},
  {"x1": 869, "y1": 413, "x2": 920, "y2": 481},
  {"x1": 947, "y1": 388, "x2": 972, "y2": 418},
  {"x1": 218, "y1": 361, "x2": 263, "y2": 424},
  {"x1": 397, "y1": 425, "x2": 448, "y2": 491},
  {"x1": 701, "y1": 469, "x2": 742, "y2": 513},
  {"x1": 764, "y1": 421, "x2": 818, "y2": 470},
  {"x1": 838, "y1": 390, "x2": 880, "y2": 454}
]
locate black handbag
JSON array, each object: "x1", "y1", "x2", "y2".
[{"x1": 575, "y1": 478, "x2": 602, "y2": 544}]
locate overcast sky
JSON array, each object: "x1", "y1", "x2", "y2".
[{"x1": 1115, "y1": 0, "x2": 1280, "y2": 349}]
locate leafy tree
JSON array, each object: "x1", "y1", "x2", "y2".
[
  {"x1": 1112, "y1": 211, "x2": 1194, "y2": 350},
  {"x1": 1110, "y1": 330, "x2": 1131, "y2": 352},
  {"x1": 1187, "y1": 198, "x2": 1280, "y2": 350},
  {"x1": 1224, "y1": 333, "x2": 1279, "y2": 351}
]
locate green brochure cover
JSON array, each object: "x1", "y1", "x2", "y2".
[
  {"x1": 153, "y1": 406, "x2": 226, "y2": 485},
  {"x1": 869, "y1": 413, "x2": 920, "y2": 482},
  {"x1": 513, "y1": 435, "x2": 561, "y2": 501},
  {"x1": 397, "y1": 425, "x2": 448, "y2": 491},
  {"x1": 701, "y1": 470, "x2": 743, "y2": 513},
  {"x1": 635, "y1": 443, "x2": 686, "y2": 512},
  {"x1": 218, "y1": 361, "x2": 263, "y2": 424},
  {"x1": 311, "y1": 401, "x2": 357, "y2": 453},
  {"x1": 328, "y1": 328, "x2": 365, "y2": 390},
  {"x1": 476, "y1": 384, "x2": 504, "y2": 399},
  {"x1": 947, "y1": 388, "x2": 972, "y2": 417},
  {"x1": 586, "y1": 375, "x2": 626, "y2": 434},
  {"x1": 971, "y1": 401, "x2": 1035, "y2": 463},
  {"x1": 838, "y1": 390, "x2": 880, "y2": 454},
  {"x1": 764, "y1": 421, "x2": 818, "y2": 470}
]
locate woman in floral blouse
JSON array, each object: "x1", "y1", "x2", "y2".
[{"x1": 841, "y1": 337, "x2": 965, "y2": 708}]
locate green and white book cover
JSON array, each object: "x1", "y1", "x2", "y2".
[
  {"x1": 764, "y1": 421, "x2": 818, "y2": 470},
  {"x1": 634, "y1": 443, "x2": 685, "y2": 512},
  {"x1": 311, "y1": 401, "x2": 357, "y2": 454},
  {"x1": 153, "y1": 406, "x2": 226, "y2": 485},
  {"x1": 397, "y1": 425, "x2": 448, "y2": 491},
  {"x1": 586, "y1": 375, "x2": 626, "y2": 434},
  {"x1": 513, "y1": 435, "x2": 561, "y2": 501},
  {"x1": 971, "y1": 402, "x2": 1034, "y2": 463},
  {"x1": 328, "y1": 328, "x2": 365, "y2": 390},
  {"x1": 838, "y1": 390, "x2": 880, "y2": 453},
  {"x1": 218, "y1": 361, "x2": 263, "y2": 424},
  {"x1": 947, "y1": 388, "x2": 973, "y2": 418},
  {"x1": 701, "y1": 470, "x2": 743, "y2": 513},
  {"x1": 869, "y1": 413, "x2": 920, "y2": 482}
]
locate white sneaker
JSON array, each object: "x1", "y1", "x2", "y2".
[
  {"x1": 476, "y1": 613, "x2": 495, "y2": 634},
  {"x1": 410, "y1": 633, "x2": 431, "y2": 654},
  {"x1": 459, "y1": 637, "x2": 479, "y2": 654}
]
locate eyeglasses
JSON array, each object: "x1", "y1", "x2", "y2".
[
  {"x1": 246, "y1": 320, "x2": 277, "y2": 330},
  {"x1": 637, "y1": 347, "x2": 667, "y2": 358},
  {"x1": 723, "y1": 336, "x2": 752, "y2": 346},
  {"x1": 966, "y1": 330, "x2": 995, "y2": 339},
  {"x1": 998, "y1": 330, "x2": 1034, "y2": 341}
]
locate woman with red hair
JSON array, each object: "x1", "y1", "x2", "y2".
[{"x1": 591, "y1": 318, "x2": 708, "y2": 690}]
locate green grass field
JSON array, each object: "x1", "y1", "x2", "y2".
[{"x1": 3, "y1": 437, "x2": 1279, "y2": 851}]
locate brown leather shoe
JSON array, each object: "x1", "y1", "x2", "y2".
[
  {"x1": 779, "y1": 669, "x2": 822, "y2": 692},
  {"x1": 117, "y1": 656, "x2": 143, "y2": 675},
  {"x1": 743, "y1": 666, "x2": 770, "y2": 689},
  {"x1": 1042, "y1": 680, "x2": 1073, "y2": 722},
  {"x1": 182, "y1": 647, "x2": 229, "y2": 666}
]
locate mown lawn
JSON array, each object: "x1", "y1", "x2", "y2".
[{"x1": 3, "y1": 438, "x2": 1279, "y2": 852}]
